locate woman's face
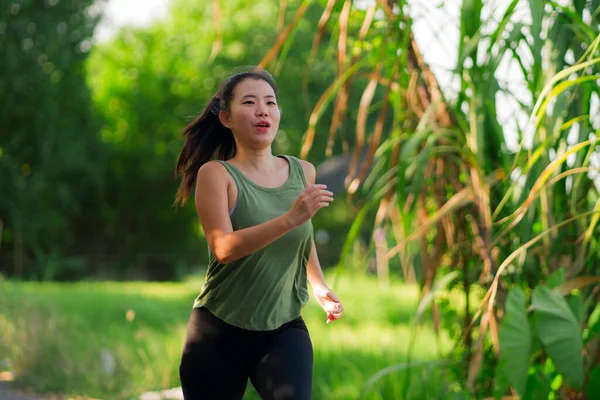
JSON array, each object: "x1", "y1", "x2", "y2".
[{"x1": 219, "y1": 78, "x2": 281, "y2": 150}]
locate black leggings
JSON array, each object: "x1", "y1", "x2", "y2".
[{"x1": 179, "y1": 307, "x2": 313, "y2": 400}]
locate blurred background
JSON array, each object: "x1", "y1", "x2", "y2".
[{"x1": 1, "y1": 0, "x2": 600, "y2": 399}]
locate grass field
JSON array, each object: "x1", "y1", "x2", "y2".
[{"x1": 0, "y1": 271, "x2": 469, "y2": 400}]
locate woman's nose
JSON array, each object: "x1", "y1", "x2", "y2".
[{"x1": 256, "y1": 106, "x2": 269, "y2": 117}]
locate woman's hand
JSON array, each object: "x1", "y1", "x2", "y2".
[
  {"x1": 312, "y1": 284, "x2": 343, "y2": 324},
  {"x1": 287, "y1": 184, "x2": 333, "y2": 228}
]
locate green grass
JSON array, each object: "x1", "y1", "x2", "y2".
[{"x1": 0, "y1": 271, "x2": 467, "y2": 399}]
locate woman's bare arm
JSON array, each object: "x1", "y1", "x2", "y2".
[
  {"x1": 298, "y1": 160, "x2": 328, "y2": 288},
  {"x1": 299, "y1": 160, "x2": 344, "y2": 321}
]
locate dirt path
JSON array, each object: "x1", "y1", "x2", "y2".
[
  {"x1": 0, "y1": 383, "x2": 41, "y2": 400},
  {"x1": 0, "y1": 383, "x2": 184, "y2": 400},
  {"x1": 0, "y1": 382, "x2": 184, "y2": 400},
  {"x1": 0, "y1": 382, "x2": 69, "y2": 400}
]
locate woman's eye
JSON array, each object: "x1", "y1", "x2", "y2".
[
  {"x1": 268, "y1": 102, "x2": 277, "y2": 106},
  {"x1": 243, "y1": 101, "x2": 254, "y2": 104}
]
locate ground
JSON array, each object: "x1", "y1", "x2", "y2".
[{"x1": 0, "y1": 383, "x2": 41, "y2": 400}]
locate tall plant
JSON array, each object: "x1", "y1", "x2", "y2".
[{"x1": 259, "y1": 0, "x2": 600, "y2": 397}]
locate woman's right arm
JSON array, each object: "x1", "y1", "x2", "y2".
[{"x1": 194, "y1": 162, "x2": 333, "y2": 264}]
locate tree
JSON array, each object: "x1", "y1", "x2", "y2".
[{"x1": 0, "y1": 0, "x2": 106, "y2": 278}]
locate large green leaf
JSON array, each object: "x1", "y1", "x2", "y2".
[
  {"x1": 532, "y1": 285, "x2": 584, "y2": 390},
  {"x1": 566, "y1": 295, "x2": 584, "y2": 328},
  {"x1": 498, "y1": 287, "x2": 531, "y2": 396}
]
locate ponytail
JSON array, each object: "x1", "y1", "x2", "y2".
[
  {"x1": 174, "y1": 66, "x2": 279, "y2": 207},
  {"x1": 173, "y1": 96, "x2": 236, "y2": 207}
]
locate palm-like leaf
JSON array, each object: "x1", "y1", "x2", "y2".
[{"x1": 262, "y1": 0, "x2": 600, "y2": 396}]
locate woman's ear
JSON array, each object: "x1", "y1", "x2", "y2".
[{"x1": 218, "y1": 110, "x2": 232, "y2": 129}]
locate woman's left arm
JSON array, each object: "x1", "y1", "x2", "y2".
[{"x1": 299, "y1": 160, "x2": 344, "y2": 323}]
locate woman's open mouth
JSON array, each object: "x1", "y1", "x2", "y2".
[{"x1": 255, "y1": 121, "x2": 271, "y2": 133}]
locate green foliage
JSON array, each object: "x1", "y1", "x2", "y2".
[
  {"x1": 495, "y1": 283, "x2": 594, "y2": 398},
  {"x1": 498, "y1": 287, "x2": 530, "y2": 396},
  {"x1": 279, "y1": 0, "x2": 600, "y2": 397},
  {"x1": 545, "y1": 268, "x2": 565, "y2": 289},
  {"x1": 2, "y1": 0, "x2": 360, "y2": 279},
  {"x1": 3, "y1": 0, "x2": 600, "y2": 397},
  {"x1": 0, "y1": 0, "x2": 106, "y2": 277},
  {"x1": 588, "y1": 366, "x2": 600, "y2": 399},
  {"x1": 522, "y1": 367, "x2": 551, "y2": 400},
  {"x1": 532, "y1": 285, "x2": 584, "y2": 390}
]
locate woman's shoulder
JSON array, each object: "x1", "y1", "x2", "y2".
[
  {"x1": 280, "y1": 154, "x2": 313, "y2": 167},
  {"x1": 281, "y1": 155, "x2": 315, "y2": 185},
  {"x1": 196, "y1": 160, "x2": 234, "y2": 184},
  {"x1": 198, "y1": 159, "x2": 226, "y2": 174}
]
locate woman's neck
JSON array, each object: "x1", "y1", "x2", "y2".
[{"x1": 231, "y1": 147, "x2": 277, "y2": 171}]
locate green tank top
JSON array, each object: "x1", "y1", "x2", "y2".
[{"x1": 193, "y1": 155, "x2": 314, "y2": 331}]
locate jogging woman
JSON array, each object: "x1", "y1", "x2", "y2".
[{"x1": 174, "y1": 67, "x2": 344, "y2": 400}]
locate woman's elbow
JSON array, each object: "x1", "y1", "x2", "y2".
[
  {"x1": 211, "y1": 242, "x2": 235, "y2": 264},
  {"x1": 209, "y1": 233, "x2": 242, "y2": 264},
  {"x1": 212, "y1": 247, "x2": 232, "y2": 264},
  {"x1": 216, "y1": 253, "x2": 233, "y2": 264}
]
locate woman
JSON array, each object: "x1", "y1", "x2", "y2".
[{"x1": 174, "y1": 67, "x2": 344, "y2": 400}]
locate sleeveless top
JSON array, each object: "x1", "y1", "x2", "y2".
[{"x1": 193, "y1": 155, "x2": 313, "y2": 331}]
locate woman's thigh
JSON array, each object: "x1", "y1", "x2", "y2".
[
  {"x1": 179, "y1": 307, "x2": 250, "y2": 400},
  {"x1": 249, "y1": 318, "x2": 314, "y2": 400}
]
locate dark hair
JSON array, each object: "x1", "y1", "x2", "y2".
[{"x1": 174, "y1": 67, "x2": 279, "y2": 207}]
